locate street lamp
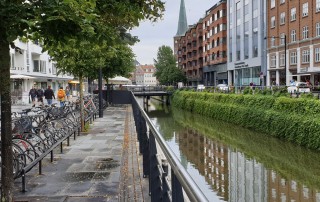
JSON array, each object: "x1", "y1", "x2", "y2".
[{"x1": 265, "y1": 35, "x2": 287, "y2": 86}]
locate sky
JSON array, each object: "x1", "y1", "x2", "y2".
[{"x1": 130, "y1": 0, "x2": 219, "y2": 65}]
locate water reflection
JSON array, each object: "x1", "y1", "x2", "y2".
[{"x1": 145, "y1": 99, "x2": 320, "y2": 201}]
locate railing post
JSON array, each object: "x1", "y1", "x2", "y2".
[
  {"x1": 21, "y1": 169, "x2": 26, "y2": 192},
  {"x1": 172, "y1": 169, "x2": 184, "y2": 202},
  {"x1": 149, "y1": 130, "x2": 161, "y2": 202},
  {"x1": 39, "y1": 160, "x2": 42, "y2": 175},
  {"x1": 162, "y1": 159, "x2": 170, "y2": 202},
  {"x1": 51, "y1": 150, "x2": 54, "y2": 162}
]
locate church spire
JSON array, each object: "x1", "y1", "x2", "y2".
[{"x1": 175, "y1": 0, "x2": 188, "y2": 36}]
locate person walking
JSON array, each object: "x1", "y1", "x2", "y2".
[
  {"x1": 44, "y1": 85, "x2": 55, "y2": 105},
  {"x1": 29, "y1": 86, "x2": 37, "y2": 107},
  {"x1": 57, "y1": 87, "x2": 66, "y2": 107},
  {"x1": 36, "y1": 87, "x2": 44, "y2": 106},
  {"x1": 65, "y1": 86, "x2": 70, "y2": 101}
]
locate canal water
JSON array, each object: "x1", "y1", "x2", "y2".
[{"x1": 143, "y1": 98, "x2": 320, "y2": 202}]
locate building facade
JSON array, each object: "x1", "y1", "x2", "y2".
[
  {"x1": 227, "y1": 0, "x2": 267, "y2": 87},
  {"x1": 202, "y1": 0, "x2": 228, "y2": 86},
  {"x1": 10, "y1": 39, "x2": 76, "y2": 105},
  {"x1": 174, "y1": 0, "x2": 227, "y2": 86},
  {"x1": 134, "y1": 64, "x2": 158, "y2": 86},
  {"x1": 266, "y1": 0, "x2": 320, "y2": 86}
]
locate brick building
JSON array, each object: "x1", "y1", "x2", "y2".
[
  {"x1": 266, "y1": 0, "x2": 320, "y2": 86},
  {"x1": 174, "y1": 0, "x2": 228, "y2": 86}
]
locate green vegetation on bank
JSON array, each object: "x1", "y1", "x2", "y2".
[{"x1": 172, "y1": 90, "x2": 320, "y2": 150}]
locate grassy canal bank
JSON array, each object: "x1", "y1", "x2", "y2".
[{"x1": 171, "y1": 90, "x2": 320, "y2": 150}]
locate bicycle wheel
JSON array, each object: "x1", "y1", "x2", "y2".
[
  {"x1": 12, "y1": 142, "x2": 26, "y2": 179},
  {"x1": 21, "y1": 133, "x2": 47, "y2": 155},
  {"x1": 12, "y1": 137, "x2": 37, "y2": 165}
]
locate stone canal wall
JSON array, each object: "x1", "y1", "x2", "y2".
[{"x1": 172, "y1": 90, "x2": 320, "y2": 150}]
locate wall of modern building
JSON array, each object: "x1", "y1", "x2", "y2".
[{"x1": 227, "y1": 0, "x2": 267, "y2": 87}]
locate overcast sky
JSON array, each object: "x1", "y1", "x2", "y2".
[{"x1": 130, "y1": 0, "x2": 219, "y2": 65}]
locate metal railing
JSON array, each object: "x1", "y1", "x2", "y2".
[{"x1": 131, "y1": 93, "x2": 208, "y2": 202}]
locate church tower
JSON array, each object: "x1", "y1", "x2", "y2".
[
  {"x1": 174, "y1": 0, "x2": 188, "y2": 62},
  {"x1": 175, "y1": 0, "x2": 188, "y2": 36}
]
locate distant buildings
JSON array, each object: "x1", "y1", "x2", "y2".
[
  {"x1": 133, "y1": 64, "x2": 158, "y2": 86},
  {"x1": 174, "y1": 0, "x2": 320, "y2": 87}
]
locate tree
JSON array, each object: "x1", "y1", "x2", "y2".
[
  {"x1": 0, "y1": 0, "x2": 165, "y2": 200},
  {"x1": 154, "y1": 45, "x2": 186, "y2": 85}
]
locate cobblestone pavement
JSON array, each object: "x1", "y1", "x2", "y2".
[{"x1": 13, "y1": 105, "x2": 150, "y2": 202}]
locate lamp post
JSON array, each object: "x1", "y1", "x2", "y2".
[{"x1": 265, "y1": 35, "x2": 287, "y2": 86}]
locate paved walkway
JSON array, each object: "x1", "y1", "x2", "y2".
[{"x1": 13, "y1": 105, "x2": 150, "y2": 202}]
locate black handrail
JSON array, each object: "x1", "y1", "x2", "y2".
[{"x1": 131, "y1": 93, "x2": 208, "y2": 202}]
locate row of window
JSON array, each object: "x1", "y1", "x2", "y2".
[
  {"x1": 271, "y1": 0, "x2": 320, "y2": 13},
  {"x1": 270, "y1": 22, "x2": 320, "y2": 47},
  {"x1": 270, "y1": 47, "x2": 320, "y2": 67},
  {"x1": 204, "y1": 9, "x2": 227, "y2": 28},
  {"x1": 271, "y1": 2, "x2": 320, "y2": 29},
  {"x1": 10, "y1": 55, "x2": 57, "y2": 75}
]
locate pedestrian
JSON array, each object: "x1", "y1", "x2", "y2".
[
  {"x1": 44, "y1": 85, "x2": 55, "y2": 105},
  {"x1": 36, "y1": 87, "x2": 44, "y2": 106},
  {"x1": 29, "y1": 86, "x2": 37, "y2": 107},
  {"x1": 65, "y1": 86, "x2": 70, "y2": 101},
  {"x1": 57, "y1": 87, "x2": 66, "y2": 107}
]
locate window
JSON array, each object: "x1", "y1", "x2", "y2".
[
  {"x1": 40, "y1": 61, "x2": 46, "y2": 73},
  {"x1": 316, "y1": 22, "x2": 320, "y2": 37},
  {"x1": 271, "y1": 37, "x2": 276, "y2": 47},
  {"x1": 302, "y1": 26, "x2": 309, "y2": 39},
  {"x1": 315, "y1": 48, "x2": 320, "y2": 62},
  {"x1": 302, "y1": 3, "x2": 308, "y2": 17},
  {"x1": 271, "y1": 0, "x2": 275, "y2": 8},
  {"x1": 271, "y1": 16, "x2": 276, "y2": 28},
  {"x1": 10, "y1": 54, "x2": 15, "y2": 70},
  {"x1": 280, "y1": 33, "x2": 286, "y2": 45},
  {"x1": 52, "y1": 63, "x2": 57, "y2": 75},
  {"x1": 280, "y1": 54, "x2": 285, "y2": 66},
  {"x1": 280, "y1": 12, "x2": 285, "y2": 25},
  {"x1": 290, "y1": 52, "x2": 297, "y2": 64},
  {"x1": 271, "y1": 55, "x2": 276, "y2": 67},
  {"x1": 317, "y1": 0, "x2": 320, "y2": 12},
  {"x1": 302, "y1": 50, "x2": 310, "y2": 63},
  {"x1": 291, "y1": 8, "x2": 296, "y2": 21},
  {"x1": 280, "y1": 0, "x2": 285, "y2": 4},
  {"x1": 33, "y1": 60, "x2": 39, "y2": 72},
  {"x1": 291, "y1": 30, "x2": 296, "y2": 42}
]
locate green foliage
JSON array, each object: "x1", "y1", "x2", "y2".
[
  {"x1": 165, "y1": 86, "x2": 175, "y2": 92},
  {"x1": 172, "y1": 91, "x2": 320, "y2": 150},
  {"x1": 154, "y1": 45, "x2": 186, "y2": 85}
]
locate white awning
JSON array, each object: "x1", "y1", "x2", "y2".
[
  {"x1": 10, "y1": 74, "x2": 35, "y2": 79},
  {"x1": 108, "y1": 76, "x2": 132, "y2": 84}
]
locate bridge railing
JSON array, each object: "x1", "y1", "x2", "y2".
[
  {"x1": 123, "y1": 85, "x2": 166, "y2": 92},
  {"x1": 131, "y1": 93, "x2": 208, "y2": 202}
]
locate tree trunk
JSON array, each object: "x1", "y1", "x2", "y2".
[
  {"x1": 79, "y1": 74, "x2": 85, "y2": 131},
  {"x1": 0, "y1": 38, "x2": 14, "y2": 201}
]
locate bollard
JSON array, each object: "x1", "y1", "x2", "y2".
[{"x1": 39, "y1": 160, "x2": 42, "y2": 175}]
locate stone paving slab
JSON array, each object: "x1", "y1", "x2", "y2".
[{"x1": 13, "y1": 105, "x2": 150, "y2": 202}]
